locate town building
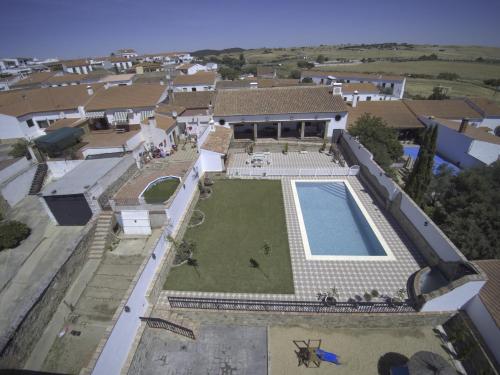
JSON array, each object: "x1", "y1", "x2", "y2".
[
  {"x1": 301, "y1": 70, "x2": 406, "y2": 99},
  {"x1": 115, "y1": 48, "x2": 138, "y2": 59},
  {"x1": 213, "y1": 86, "x2": 348, "y2": 141},
  {"x1": 60, "y1": 59, "x2": 94, "y2": 74},
  {"x1": 98, "y1": 74, "x2": 136, "y2": 87},
  {"x1": 172, "y1": 71, "x2": 217, "y2": 92}
]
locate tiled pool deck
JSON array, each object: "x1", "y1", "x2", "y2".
[{"x1": 160, "y1": 174, "x2": 425, "y2": 305}]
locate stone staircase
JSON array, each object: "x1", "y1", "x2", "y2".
[
  {"x1": 28, "y1": 163, "x2": 48, "y2": 195},
  {"x1": 87, "y1": 211, "x2": 114, "y2": 260}
]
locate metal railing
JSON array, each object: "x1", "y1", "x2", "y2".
[
  {"x1": 167, "y1": 296, "x2": 415, "y2": 314},
  {"x1": 227, "y1": 165, "x2": 360, "y2": 177},
  {"x1": 139, "y1": 316, "x2": 195, "y2": 340}
]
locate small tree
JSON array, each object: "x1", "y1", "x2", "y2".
[
  {"x1": 301, "y1": 77, "x2": 313, "y2": 83},
  {"x1": 316, "y1": 54, "x2": 326, "y2": 64},
  {"x1": 187, "y1": 258, "x2": 200, "y2": 277},
  {"x1": 8, "y1": 140, "x2": 29, "y2": 158},
  {"x1": 289, "y1": 70, "x2": 301, "y2": 79},
  {"x1": 428, "y1": 86, "x2": 449, "y2": 100},
  {"x1": 0, "y1": 221, "x2": 31, "y2": 251},
  {"x1": 249, "y1": 258, "x2": 259, "y2": 268},
  {"x1": 262, "y1": 241, "x2": 271, "y2": 256},
  {"x1": 283, "y1": 142, "x2": 288, "y2": 154}
]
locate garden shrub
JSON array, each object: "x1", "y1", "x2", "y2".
[{"x1": 0, "y1": 220, "x2": 31, "y2": 251}]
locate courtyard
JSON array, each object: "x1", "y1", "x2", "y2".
[{"x1": 164, "y1": 179, "x2": 294, "y2": 294}]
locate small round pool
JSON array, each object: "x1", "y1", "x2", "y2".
[{"x1": 141, "y1": 177, "x2": 180, "y2": 204}]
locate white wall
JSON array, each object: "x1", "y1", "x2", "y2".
[
  {"x1": 1, "y1": 166, "x2": 36, "y2": 207},
  {"x1": 121, "y1": 210, "x2": 152, "y2": 235},
  {"x1": 420, "y1": 280, "x2": 485, "y2": 312},
  {"x1": 468, "y1": 140, "x2": 500, "y2": 166},
  {"x1": 0, "y1": 157, "x2": 32, "y2": 183},
  {"x1": 0, "y1": 114, "x2": 24, "y2": 139},
  {"x1": 478, "y1": 117, "x2": 500, "y2": 132},
  {"x1": 464, "y1": 295, "x2": 500, "y2": 364},
  {"x1": 173, "y1": 84, "x2": 215, "y2": 92},
  {"x1": 200, "y1": 149, "x2": 224, "y2": 172},
  {"x1": 46, "y1": 160, "x2": 83, "y2": 179}
]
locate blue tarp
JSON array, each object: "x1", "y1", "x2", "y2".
[
  {"x1": 316, "y1": 349, "x2": 340, "y2": 364},
  {"x1": 403, "y1": 146, "x2": 461, "y2": 175}
]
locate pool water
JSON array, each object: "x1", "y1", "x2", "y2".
[
  {"x1": 403, "y1": 146, "x2": 460, "y2": 175},
  {"x1": 294, "y1": 181, "x2": 387, "y2": 257}
]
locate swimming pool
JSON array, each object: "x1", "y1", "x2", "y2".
[
  {"x1": 291, "y1": 181, "x2": 394, "y2": 261},
  {"x1": 403, "y1": 145, "x2": 460, "y2": 175}
]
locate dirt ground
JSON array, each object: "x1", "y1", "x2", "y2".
[
  {"x1": 268, "y1": 325, "x2": 453, "y2": 375},
  {"x1": 40, "y1": 232, "x2": 160, "y2": 375}
]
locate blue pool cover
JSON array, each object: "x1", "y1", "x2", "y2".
[
  {"x1": 403, "y1": 146, "x2": 460, "y2": 175},
  {"x1": 295, "y1": 182, "x2": 387, "y2": 257}
]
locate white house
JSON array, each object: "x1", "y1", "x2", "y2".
[
  {"x1": 0, "y1": 85, "x2": 99, "y2": 141},
  {"x1": 463, "y1": 260, "x2": 500, "y2": 366},
  {"x1": 107, "y1": 57, "x2": 133, "y2": 72},
  {"x1": 140, "y1": 114, "x2": 179, "y2": 153},
  {"x1": 213, "y1": 86, "x2": 348, "y2": 141},
  {"x1": 84, "y1": 84, "x2": 168, "y2": 130},
  {"x1": 172, "y1": 71, "x2": 216, "y2": 92},
  {"x1": 176, "y1": 63, "x2": 207, "y2": 75},
  {"x1": 61, "y1": 59, "x2": 94, "y2": 74},
  {"x1": 340, "y1": 83, "x2": 399, "y2": 103},
  {"x1": 199, "y1": 125, "x2": 232, "y2": 172},
  {"x1": 420, "y1": 117, "x2": 500, "y2": 168},
  {"x1": 301, "y1": 70, "x2": 406, "y2": 99},
  {"x1": 98, "y1": 74, "x2": 135, "y2": 87},
  {"x1": 115, "y1": 49, "x2": 138, "y2": 59}
]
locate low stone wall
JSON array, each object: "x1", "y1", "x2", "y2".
[
  {"x1": 97, "y1": 158, "x2": 138, "y2": 209},
  {"x1": 0, "y1": 218, "x2": 97, "y2": 369}
]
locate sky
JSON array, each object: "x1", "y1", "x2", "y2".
[{"x1": 1, "y1": 0, "x2": 500, "y2": 59}]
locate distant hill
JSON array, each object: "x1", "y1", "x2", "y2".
[{"x1": 191, "y1": 48, "x2": 245, "y2": 57}]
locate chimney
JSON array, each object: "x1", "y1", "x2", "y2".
[
  {"x1": 86, "y1": 85, "x2": 94, "y2": 96},
  {"x1": 352, "y1": 90, "x2": 359, "y2": 108},
  {"x1": 160, "y1": 80, "x2": 164, "y2": 86},
  {"x1": 148, "y1": 115, "x2": 155, "y2": 127},
  {"x1": 249, "y1": 82, "x2": 258, "y2": 89},
  {"x1": 459, "y1": 118, "x2": 469, "y2": 133},
  {"x1": 332, "y1": 82, "x2": 342, "y2": 95}
]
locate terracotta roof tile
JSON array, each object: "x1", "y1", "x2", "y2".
[
  {"x1": 473, "y1": 260, "x2": 500, "y2": 328},
  {"x1": 85, "y1": 84, "x2": 167, "y2": 111},
  {"x1": 172, "y1": 72, "x2": 216, "y2": 86},
  {"x1": 213, "y1": 86, "x2": 348, "y2": 116},
  {"x1": 404, "y1": 99, "x2": 482, "y2": 119},
  {"x1": 11, "y1": 72, "x2": 57, "y2": 87},
  {"x1": 201, "y1": 126, "x2": 232, "y2": 154},
  {"x1": 170, "y1": 91, "x2": 214, "y2": 109},
  {"x1": 433, "y1": 118, "x2": 500, "y2": 145},
  {"x1": 466, "y1": 97, "x2": 500, "y2": 117},
  {"x1": 348, "y1": 101, "x2": 424, "y2": 129},
  {"x1": 302, "y1": 70, "x2": 405, "y2": 81}
]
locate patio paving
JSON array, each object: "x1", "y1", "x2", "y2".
[{"x1": 228, "y1": 151, "x2": 342, "y2": 170}]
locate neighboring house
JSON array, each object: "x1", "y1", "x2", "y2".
[
  {"x1": 172, "y1": 71, "x2": 217, "y2": 92},
  {"x1": 84, "y1": 84, "x2": 168, "y2": 129},
  {"x1": 0, "y1": 84, "x2": 99, "y2": 141},
  {"x1": 216, "y1": 78, "x2": 303, "y2": 90},
  {"x1": 10, "y1": 71, "x2": 57, "y2": 90},
  {"x1": 403, "y1": 99, "x2": 482, "y2": 122},
  {"x1": 256, "y1": 66, "x2": 276, "y2": 78},
  {"x1": 107, "y1": 57, "x2": 134, "y2": 72},
  {"x1": 0, "y1": 76, "x2": 20, "y2": 91},
  {"x1": 115, "y1": 49, "x2": 138, "y2": 59},
  {"x1": 41, "y1": 73, "x2": 104, "y2": 88},
  {"x1": 463, "y1": 260, "x2": 500, "y2": 366},
  {"x1": 135, "y1": 63, "x2": 163, "y2": 74},
  {"x1": 302, "y1": 70, "x2": 406, "y2": 99},
  {"x1": 420, "y1": 117, "x2": 500, "y2": 168},
  {"x1": 347, "y1": 100, "x2": 424, "y2": 138},
  {"x1": 341, "y1": 83, "x2": 397, "y2": 102},
  {"x1": 140, "y1": 113, "x2": 179, "y2": 152},
  {"x1": 98, "y1": 74, "x2": 136, "y2": 87},
  {"x1": 206, "y1": 62, "x2": 218, "y2": 71},
  {"x1": 176, "y1": 63, "x2": 214, "y2": 75},
  {"x1": 61, "y1": 59, "x2": 94, "y2": 74},
  {"x1": 213, "y1": 86, "x2": 348, "y2": 141},
  {"x1": 0, "y1": 57, "x2": 34, "y2": 74},
  {"x1": 465, "y1": 97, "x2": 500, "y2": 134},
  {"x1": 199, "y1": 125, "x2": 232, "y2": 172},
  {"x1": 169, "y1": 91, "x2": 215, "y2": 134}
]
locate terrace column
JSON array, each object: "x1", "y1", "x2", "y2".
[
  {"x1": 323, "y1": 121, "x2": 329, "y2": 140},
  {"x1": 300, "y1": 121, "x2": 305, "y2": 140},
  {"x1": 253, "y1": 123, "x2": 258, "y2": 140},
  {"x1": 277, "y1": 122, "x2": 282, "y2": 140}
]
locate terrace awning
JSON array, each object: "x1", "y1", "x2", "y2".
[
  {"x1": 140, "y1": 110, "x2": 154, "y2": 121},
  {"x1": 85, "y1": 111, "x2": 105, "y2": 118},
  {"x1": 114, "y1": 111, "x2": 128, "y2": 124}
]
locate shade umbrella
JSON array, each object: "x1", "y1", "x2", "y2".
[{"x1": 407, "y1": 351, "x2": 457, "y2": 375}]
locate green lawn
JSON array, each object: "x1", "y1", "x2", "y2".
[
  {"x1": 164, "y1": 179, "x2": 294, "y2": 294},
  {"x1": 143, "y1": 178, "x2": 180, "y2": 204}
]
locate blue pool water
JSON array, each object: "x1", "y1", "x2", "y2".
[
  {"x1": 403, "y1": 146, "x2": 460, "y2": 175},
  {"x1": 295, "y1": 182, "x2": 387, "y2": 257}
]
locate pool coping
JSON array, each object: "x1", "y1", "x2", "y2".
[{"x1": 290, "y1": 179, "x2": 396, "y2": 262}]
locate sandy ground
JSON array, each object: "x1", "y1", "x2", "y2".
[
  {"x1": 40, "y1": 231, "x2": 160, "y2": 374},
  {"x1": 268, "y1": 325, "x2": 453, "y2": 375}
]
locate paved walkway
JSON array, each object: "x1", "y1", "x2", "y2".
[{"x1": 228, "y1": 151, "x2": 341, "y2": 170}]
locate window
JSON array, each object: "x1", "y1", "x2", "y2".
[
  {"x1": 26, "y1": 119, "x2": 35, "y2": 128},
  {"x1": 343, "y1": 97, "x2": 347, "y2": 101},
  {"x1": 346, "y1": 80, "x2": 350, "y2": 83},
  {"x1": 366, "y1": 96, "x2": 372, "y2": 101},
  {"x1": 182, "y1": 88, "x2": 187, "y2": 92},
  {"x1": 192, "y1": 87, "x2": 197, "y2": 92},
  {"x1": 391, "y1": 83, "x2": 395, "y2": 88},
  {"x1": 37, "y1": 120, "x2": 49, "y2": 128},
  {"x1": 382, "y1": 83, "x2": 386, "y2": 88},
  {"x1": 335, "y1": 115, "x2": 342, "y2": 122}
]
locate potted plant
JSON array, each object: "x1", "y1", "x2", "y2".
[
  {"x1": 320, "y1": 140, "x2": 327, "y2": 153},
  {"x1": 363, "y1": 291, "x2": 373, "y2": 303},
  {"x1": 325, "y1": 287, "x2": 339, "y2": 306},
  {"x1": 283, "y1": 142, "x2": 288, "y2": 154},
  {"x1": 248, "y1": 142, "x2": 254, "y2": 155}
]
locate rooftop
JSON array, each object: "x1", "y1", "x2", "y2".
[
  {"x1": 302, "y1": 70, "x2": 405, "y2": 81},
  {"x1": 80, "y1": 129, "x2": 141, "y2": 149},
  {"x1": 404, "y1": 99, "x2": 482, "y2": 119},
  {"x1": 348, "y1": 101, "x2": 424, "y2": 129},
  {"x1": 155, "y1": 102, "x2": 186, "y2": 116},
  {"x1": 433, "y1": 118, "x2": 500, "y2": 145},
  {"x1": 11, "y1": 72, "x2": 56, "y2": 87},
  {"x1": 99, "y1": 74, "x2": 136, "y2": 83},
  {"x1": 170, "y1": 91, "x2": 214, "y2": 109},
  {"x1": 85, "y1": 84, "x2": 166, "y2": 111},
  {"x1": 61, "y1": 59, "x2": 90, "y2": 68},
  {"x1": 46, "y1": 117, "x2": 86, "y2": 132},
  {"x1": 201, "y1": 126, "x2": 232, "y2": 154},
  {"x1": 466, "y1": 97, "x2": 500, "y2": 117},
  {"x1": 44, "y1": 73, "x2": 97, "y2": 85},
  {"x1": 172, "y1": 71, "x2": 216, "y2": 86},
  {"x1": 42, "y1": 157, "x2": 123, "y2": 196},
  {"x1": 474, "y1": 260, "x2": 500, "y2": 328},
  {"x1": 0, "y1": 84, "x2": 101, "y2": 117},
  {"x1": 213, "y1": 86, "x2": 348, "y2": 116}
]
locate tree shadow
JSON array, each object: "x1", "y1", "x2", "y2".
[{"x1": 377, "y1": 352, "x2": 409, "y2": 375}]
